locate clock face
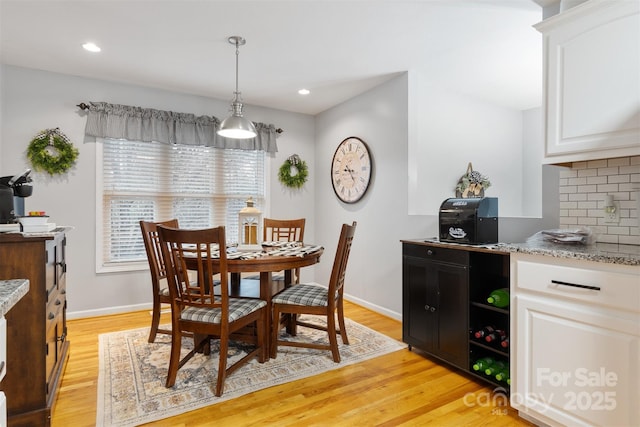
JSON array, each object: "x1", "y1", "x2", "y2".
[{"x1": 331, "y1": 137, "x2": 372, "y2": 203}]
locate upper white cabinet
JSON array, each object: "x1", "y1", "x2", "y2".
[{"x1": 536, "y1": 0, "x2": 640, "y2": 164}]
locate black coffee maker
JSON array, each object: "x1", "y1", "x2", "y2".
[{"x1": 0, "y1": 169, "x2": 33, "y2": 223}]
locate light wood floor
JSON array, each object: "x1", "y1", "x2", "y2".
[{"x1": 52, "y1": 301, "x2": 534, "y2": 426}]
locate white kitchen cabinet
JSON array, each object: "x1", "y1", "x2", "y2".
[
  {"x1": 510, "y1": 253, "x2": 640, "y2": 426},
  {"x1": 0, "y1": 317, "x2": 5, "y2": 427},
  {"x1": 536, "y1": 0, "x2": 640, "y2": 164},
  {"x1": 0, "y1": 317, "x2": 5, "y2": 383},
  {"x1": 0, "y1": 392, "x2": 5, "y2": 427}
]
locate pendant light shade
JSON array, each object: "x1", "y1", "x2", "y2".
[{"x1": 218, "y1": 36, "x2": 257, "y2": 139}]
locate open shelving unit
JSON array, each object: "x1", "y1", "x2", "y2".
[{"x1": 468, "y1": 251, "x2": 510, "y2": 390}]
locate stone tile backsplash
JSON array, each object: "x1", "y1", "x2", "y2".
[{"x1": 559, "y1": 156, "x2": 640, "y2": 245}]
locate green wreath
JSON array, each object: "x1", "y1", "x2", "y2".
[
  {"x1": 27, "y1": 128, "x2": 79, "y2": 175},
  {"x1": 278, "y1": 154, "x2": 308, "y2": 189}
]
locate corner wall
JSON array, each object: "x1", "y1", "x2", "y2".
[{"x1": 314, "y1": 73, "x2": 559, "y2": 319}]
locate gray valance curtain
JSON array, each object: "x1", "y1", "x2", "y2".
[{"x1": 84, "y1": 101, "x2": 278, "y2": 153}]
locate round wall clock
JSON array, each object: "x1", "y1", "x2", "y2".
[{"x1": 331, "y1": 136, "x2": 372, "y2": 203}]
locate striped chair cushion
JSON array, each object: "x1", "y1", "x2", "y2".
[
  {"x1": 181, "y1": 298, "x2": 267, "y2": 324},
  {"x1": 272, "y1": 283, "x2": 333, "y2": 307}
]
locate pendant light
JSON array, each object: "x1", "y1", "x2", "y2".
[{"x1": 217, "y1": 36, "x2": 257, "y2": 139}]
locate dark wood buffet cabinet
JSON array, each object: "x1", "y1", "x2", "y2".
[
  {"x1": 0, "y1": 231, "x2": 69, "y2": 426},
  {"x1": 402, "y1": 239, "x2": 510, "y2": 390}
]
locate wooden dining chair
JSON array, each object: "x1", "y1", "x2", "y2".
[
  {"x1": 243, "y1": 217, "x2": 305, "y2": 292},
  {"x1": 140, "y1": 219, "x2": 179, "y2": 343},
  {"x1": 158, "y1": 225, "x2": 267, "y2": 397},
  {"x1": 263, "y1": 217, "x2": 305, "y2": 284},
  {"x1": 264, "y1": 217, "x2": 305, "y2": 243},
  {"x1": 271, "y1": 221, "x2": 357, "y2": 362}
]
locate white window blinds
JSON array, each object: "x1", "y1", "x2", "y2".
[{"x1": 100, "y1": 138, "x2": 265, "y2": 268}]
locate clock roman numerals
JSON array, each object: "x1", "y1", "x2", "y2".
[{"x1": 331, "y1": 137, "x2": 372, "y2": 203}]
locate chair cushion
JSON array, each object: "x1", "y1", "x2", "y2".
[
  {"x1": 272, "y1": 283, "x2": 329, "y2": 307},
  {"x1": 159, "y1": 287, "x2": 170, "y2": 297},
  {"x1": 181, "y1": 298, "x2": 267, "y2": 324}
]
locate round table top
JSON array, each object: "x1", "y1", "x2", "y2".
[{"x1": 219, "y1": 247, "x2": 324, "y2": 273}]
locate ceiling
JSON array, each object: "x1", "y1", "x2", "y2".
[{"x1": 0, "y1": 0, "x2": 543, "y2": 116}]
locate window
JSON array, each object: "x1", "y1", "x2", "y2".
[{"x1": 97, "y1": 138, "x2": 265, "y2": 272}]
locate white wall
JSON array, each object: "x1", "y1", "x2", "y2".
[
  {"x1": 314, "y1": 74, "x2": 559, "y2": 319},
  {"x1": 408, "y1": 70, "x2": 540, "y2": 218},
  {"x1": 314, "y1": 74, "x2": 423, "y2": 319},
  {"x1": 0, "y1": 65, "x2": 316, "y2": 318},
  {"x1": 1, "y1": 65, "x2": 559, "y2": 321},
  {"x1": 522, "y1": 107, "x2": 544, "y2": 216}
]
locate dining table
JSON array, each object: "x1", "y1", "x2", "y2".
[{"x1": 197, "y1": 242, "x2": 324, "y2": 356}]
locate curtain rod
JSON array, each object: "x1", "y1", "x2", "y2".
[{"x1": 76, "y1": 103, "x2": 284, "y2": 134}]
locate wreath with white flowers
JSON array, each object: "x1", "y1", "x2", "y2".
[
  {"x1": 278, "y1": 154, "x2": 308, "y2": 189},
  {"x1": 27, "y1": 128, "x2": 79, "y2": 175}
]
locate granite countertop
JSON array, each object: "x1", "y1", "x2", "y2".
[
  {"x1": 0, "y1": 279, "x2": 29, "y2": 317},
  {"x1": 497, "y1": 241, "x2": 640, "y2": 266},
  {"x1": 402, "y1": 238, "x2": 640, "y2": 266}
]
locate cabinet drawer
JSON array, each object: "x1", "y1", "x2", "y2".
[
  {"x1": 514, "y1": 256, "x2": 639, "y2": 313},
  {"x1": 46, "y1": 289, "x2": 64, "y2": 317},
  {"x1": 403, "y1": 243, "x2": 469, "y2": 265}
]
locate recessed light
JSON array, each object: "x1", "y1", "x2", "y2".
[
  {"x1": 298, "y1": 89, "x2": 310, "y2": 95},
  {"x1": 82, "y1": 42, "x2": 101, "y2": 53}
]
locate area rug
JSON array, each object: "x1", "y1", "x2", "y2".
[{"x1": 97, "y1": 315, "x2": 405, "y2": 426}]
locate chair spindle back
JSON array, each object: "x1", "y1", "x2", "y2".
[
  {"x1": 263, "y1": 218, "x2": 305, "y2": 242},
  {"x1": 158, "y1": 226, "x2": 228, "y2": 312}
]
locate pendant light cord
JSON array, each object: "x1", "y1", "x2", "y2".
[{"x1": 234, "y1": 40, "x2": 240, "y2": 100}]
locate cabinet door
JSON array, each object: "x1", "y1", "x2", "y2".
[
  {"x1": 432, "y1": 262, "x2": 468, "y2": 369},
  {"x1": 514, "y1": 295, "x2": 640, "y2": 426},
  {"x1": 55, "y1": 237, "x2": 68, "y2": 351},
  {"x1": 402, "y1": 255, "x2": 436, "y2": 350},
  {"x1": 45, "y1": 239, "x2": 57, "y2": 299},
  {"x1": 402, "y1": 255, "x2": 468, "y2": 369},
  {"x1": 538, "y1": 0, "x2": 640, "y2": 163}
]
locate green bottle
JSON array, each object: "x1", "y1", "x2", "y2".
[
  {"x1": 472, "y1": 357, "x2": 494, "y2": 371},
  {"x1": 485, "y1": 360, "x2": 507, "y2": 376},
  {"x1": 495, "y1": 368, "x2": 510, "y2": 383},
  {"x1": 487, "y1": 288, "x2": 509, "y2": 308}
]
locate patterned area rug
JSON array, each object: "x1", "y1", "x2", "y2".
[{"x1": 97, "y1": 315, "x2": 404, "y2": 426}]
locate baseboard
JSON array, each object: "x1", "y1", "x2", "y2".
[
  {"x1": 344, "y1": 293, "x2": 401, "y2": 321},
  {"x1": 67, "y1": 295, "x2": 402, "y2": 322},
  {"x1": 67, "y1": 302, "x2": 153, "y2": 320}
]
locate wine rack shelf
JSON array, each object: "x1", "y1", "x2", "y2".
[{"x1": 469, "y1": 250, "x2": 510, "y2": 389}]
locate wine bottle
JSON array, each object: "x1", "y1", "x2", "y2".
[
  {"x1": 500, "y1": 336, "x2": 510, "y2": 349},
  {"x1": 485, "y1": 360, "x2": 507, "y2": 376},
  {"x1": 472, "y1": 357, "x2": 494, "y2": 372},
  {"x1": 487, "y1": 288, "x2": 509, "y2": 308},
  {"x1": 485, "y1": 329, "x2": 507, "y2": 343},
  {"x1": 495, "y1": 368, "x2": 510, "y2": 383},
  {"x1": 474, "y1": 326, "x2": 496, "y2": 339}
]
